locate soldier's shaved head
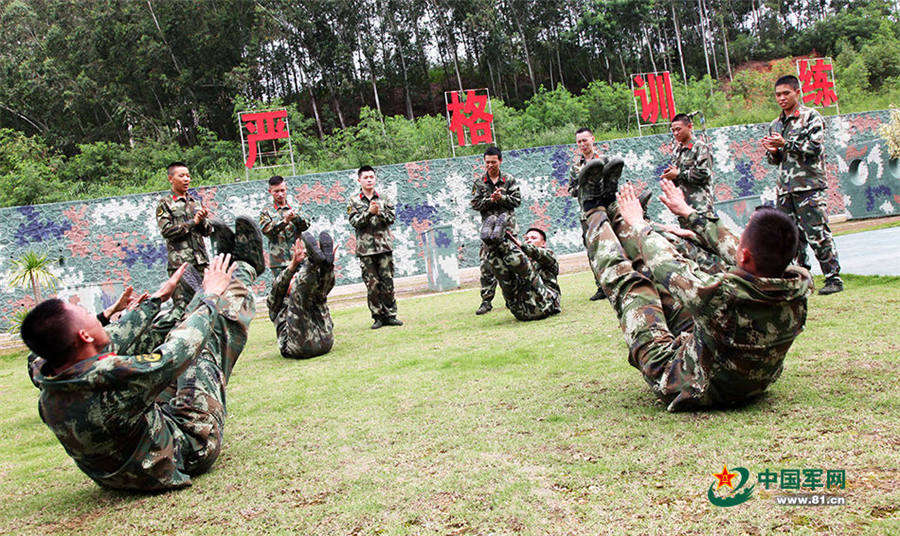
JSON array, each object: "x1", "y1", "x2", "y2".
[
  {"x1": 775, "y1": 75, "x2": 800, "y2": 91},
  {"x1": 166, "y1": 161, "x2": 189, "y2": 177},
  {"x1": 742, "y1": 207, "x2": 799, "y2": 277},
  {"x1": 21, "y1": 299, "x2": 78, "y2": 365}
]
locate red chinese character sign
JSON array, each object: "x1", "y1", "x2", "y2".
[
  {"x1": 238, "y1": 109, "x2": 296, "y2": 178},
  {"x1": 444, "y1": 89, "x2": 495, "y2": 157},
  {"x1": 797, "y1": 57, "x2": 839, "y2": 112},
  {"x1": 631, "y1": 71, "x2": 677, "y2": 134}
]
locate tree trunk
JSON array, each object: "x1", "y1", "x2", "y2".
[
  {"x1": 30, "y1": 272, "x2": 41, "y2": 303},
  {"x1": 512, "y1": 13, "x2": 536, "y2": 93},
  {"x1": 696, "y1": 0, "x2": 713, "y2": 91},
  {"x1": 720, "y1": 12, "x2": 733, "y2": 80},
  {"x1": 671, "y1": 0, "x2": 689, "y2": 84},
  {"x1": 643, "y1": 26, "x2": 657, "y2": 72}
]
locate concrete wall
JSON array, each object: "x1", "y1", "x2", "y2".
[{"x1": 1, "y1": 110, "x2": 896, "y2": 328}]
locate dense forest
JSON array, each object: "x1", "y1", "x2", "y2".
[{"x1": 1, "y1": 0, "x2": 899, "y2": 206}]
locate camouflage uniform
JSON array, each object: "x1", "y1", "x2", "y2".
[
  {"x1": 671, "y1": 136, "x2": 716, "y2": 217},
  {"x1": 347, "y1": 190, "x2": 398, "y2": 321},
  {"x1": 267, "y1": 260, "x2": 335, "y2": 359},
  {"x1": 569, "y1": 151, "x2": 608, "y2": 291},
  {"x1": 31, "y1": 262, "x2": 257, "y2": 490},
  {"x1": 259, "y1": 203, "x2": 310, "y2": 280},
  {"x1": 484, "y1": 239, "x2": 560, "y2": 321},
  {"x1": 767, "y1": 105, "x2": 841, "y2": 280},
  {"x1": 585, "y1": 207, "x2": 811, "y2": 411},
  {"x1": 471, "y1": 173, "x2": 521, "y2": 304},
  {"x1": 156, "y1": 192, "x2": 213, "y2": 323}
]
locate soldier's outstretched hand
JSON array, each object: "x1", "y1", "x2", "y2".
[
  {"x1": 152, "y1": 263, "x2": 188, "y2": 301},
  {"x1": 658, "y1": 179, "x2": 694, "y2": 218},
  {"x1": 616, "y1": 183, "x2": 645, "y2": 228},
  {"x1": 203, "y1": 254, "x2": 237, "y2": 296},
  {"x1": 289, "y1": 238, "x2": 307, "y2": 270}
]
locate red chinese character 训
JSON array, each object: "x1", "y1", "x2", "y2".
[
  {"x1": 798, "y1": 58, "x2": 838, "y2": 107},
  {"x1": 242, "y1": 110, "x2": 290, "y2": 168},
  {"x1": 632, "y1": 72, "x2": 676, "y2": 124},
  {"x1": 446, "y1": 90, "x2": 494, "y2": 147}
]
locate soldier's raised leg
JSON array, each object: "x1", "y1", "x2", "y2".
[
  {"x1": 581, "y1": 218, "x2": 606, "y2": 301},
  {"x1": 280, "y1": 260, "x2": 335, "y2": 359}
]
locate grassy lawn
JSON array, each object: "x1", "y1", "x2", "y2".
[{"x1": 1, "y1": 272, "x2": 897, "y2": 535}]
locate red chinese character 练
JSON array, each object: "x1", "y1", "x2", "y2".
[
  {"x1": 633, "y1": 72, "x2": 676, "y2": 123},
  {"x1": 633, "y1": 72, "x2": 676, "y2": 124},
  {"x1": 446, "y1": 90, "x2": 494, "y2": 147},
  {"x1": 798, "y1": 59, "x2": 838, "y2": 107},
  {"x1": 242, "y1": 110, "x2": 290, "y2": 168}
]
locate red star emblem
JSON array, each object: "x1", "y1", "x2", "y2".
[{"x1": 712, "y1": 464, "x2": 737, "y2": 490}]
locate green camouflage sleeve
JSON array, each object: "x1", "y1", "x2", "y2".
[
  {"x1": 786, "y1": 112, "x2": 824, "y2": 160},
  {"x1": 347, "y1": 200, "x2": 372, "y2": 230},
  {"x1": 765, "y1": 119, "x2": 784, "y2": 165},
  {"x1": 635, "y1": 225, "x2": 726, "y2": 315},
  {"x1": 521, "y1": 243, "x2": 559, "y2": 276},
  {"x1": 197, "y1": 217, "x2": 213, "y2": 237},
  {"x1": 678, "y1": 211, "x2": 740, "y2": 265},
  {"x1": 294, "y1": 215, "x2": 310, "y2": 234},
  {"x1": 499, "y1": 178, "x2": 522, "y2": 209},
  {"x1": 267, "y1": 264, "x2": 295, "y2": 322},
  {"x1": 156, "y1": 200, "x2": 191, "y2": 240},
  {"x1": 259, "y1": 208, "x2": 290, "y2": 239},
  {"x1": 377, "y1": 199, "x2": 395, "y2": 226},
  {"x1": 568, "y1": 165, "x2": 579, "y2": 198},
  {"x1": 471, "y1": 180, "x2": 491, "y2": 211},
  {"x1": 105, "y1": 298, "x2": 163, "y2": 354},
  {"x1": 679, "y1": 143, "x2": 712, "y2": 186}
]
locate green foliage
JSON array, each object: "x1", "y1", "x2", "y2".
[
  {"x1": 8, "y1": 251, "x2": 58, "y2": 302},
  {"x1": 878, "y1": 108, "x2": 900, "y2": 158}
]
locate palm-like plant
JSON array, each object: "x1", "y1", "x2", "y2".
[{"x1": 8, "y1": 251, "x2": 59, "y2": 303}]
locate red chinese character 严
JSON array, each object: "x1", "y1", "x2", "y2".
[
  {"x1": 446, "y1": 90, "x2": 494, "y2": 147},
  {"x1": 798, "y1": 59, "x2": 838, "y2": 107},
  {"x1": 633, "y1": 72, "x2": 676, "y2": 124},
  {"x1": 242, "y1": 110, "x2": 290, "y2": 168}
]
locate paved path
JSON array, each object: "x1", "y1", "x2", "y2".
[{"x1": 808, "y1": 227, "x2": 900, "y2": 276}]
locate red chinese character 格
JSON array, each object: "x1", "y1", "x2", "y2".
[
  {"x1": 446, "y1": 90, "x2": 494, "y2": 147},
  {"x1": 242, "y1": 110, "x2": 290, "y2": 168}
]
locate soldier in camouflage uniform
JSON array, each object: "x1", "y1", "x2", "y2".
[
  {"x1": 661, "y1": 114, "x2": 716, "y2": 218},
  {"x1": 479, "y1": 215, "x2": 560, "y2": 322},
  {"x1": 580, "y1": 169, "x2": 811, "y2": 411},
  {"x1": 520, "y1": 227, "x2": 560, "y2": 297},
  {"x1": 348, "y1": 165, "x2": 402, "y2": 329},
  {"x1": 22, "y1": 250, "x2": 260, "y2": 490},
  {"x1": 156, "y1": 162, "x2": 213, "y2": 327},
  {"x1": 268, "y1": 232, "x2": 335, "y2": 359},
  {"x1": 471, "y1": 146, "x2": 522, "y2": 315},
  {"x1": 568, "y1": 127, "x2": 608, "y2": 301},
  {"x1": 259, "y1": 175, "x2": 310, "y2": 281},
  {"x1": 762, "y1": 75, "x2": 842, "y2": 295}
]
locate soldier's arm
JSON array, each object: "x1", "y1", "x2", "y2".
[
  {"x1": 294, "y1": 214, "x2": 311, "y2": 234},
  {"x1": 680, "y1": 145, "x2": 712, "y2": 186},
  {"x1": 567, "y1": 166, "x2": 579, "y2": 198},
  {"x1": 156, "y1": 200, "x2": 192, "y2": 240},
  {"x1": 197, "y1": 217, "x2": 213, "y2": 237},
  {"x1": 677, "y1": 211, "x2": 739, "y2": 265},
  {"x1": 259, "y1": 209, "x2": 289, "y2": 239},
  {"x1": 267, "y1": 265, "x2": 295, "y2": 322},
  {"x1": 377, "y1": 199, "x2": 396, "y2": 226},
  {"x1": 785, "y1": 112, "x2": 825, "y2": 160},
  {"x1": 347, "y1": 201, "x2": 372, "y2": 229},
  {"x1": 470, "y1": 181, "x2": 491, "y2": 211},
  {"x1": 104, "y1": 297, "x2": 164, "y2": 355},
  {"x1": 635, "y1": 226, "x2": 725, "y2": 315},
  {"x1": 521, "y1": 243, "x2": 559, "y2": 276},
  {"x1": 498, "y1": 178, "x2": 522, "y2": 209}
]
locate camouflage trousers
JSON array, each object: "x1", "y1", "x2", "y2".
[
  {"x1": 140, "y1": 262, "x2": 256, "y2": 476},
  {"x1": 776, "y1": 190, "x2": 841, "y2": 280},
  {"x1": 485, "y1": 240, "x2": 560, "y2": 321},
  {"x1": 585, "y1": 209, "x2": 704, "y2": 409},
  {"x1": 359, "y1": 252, "x2": 398, "y2": 320},
  {"x1": 479, "y1": 244, "x2": 499, "y2": 303},
  {"x1": 580, "y1": 218, "x2": 603, "y2": 289},
  {"x1": 275, "y1": 263, "x2": 335, "y2": 359}
]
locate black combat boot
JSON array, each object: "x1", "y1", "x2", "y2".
[{"x1": 208, "y1": 218, "x2": 235, "y2": 256}]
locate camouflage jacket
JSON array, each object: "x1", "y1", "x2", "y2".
[
  {"x1": 521, "y1": 243, "x2": 560, "y2": 296},
  {"x1": 267, "y1": 261, "x2": 334, "y2": 346},
  {"x1": 32, "y1": 293, "x2": 229, "y2": 490},
  {"x1": 471, "y1": 172, "x2": 521, "y2": 233},
  {"x1": 672, "y1": 136, "x2": 715, "y2": 216},
  {"x1": 156, "y1": 193, "x2": 212, "y2": 270},
  {"x1": 259, "y1": 203, "x2": 310, "y2": 269},
  {"x1": 567, "y1": 151, "x2": 606, "y2": 200},
  {"x1": 347, "y1": 190, "x2": 395, "y2": 256},
  {"x1": 766, "y1": 105, "x2": 827, "y2": 194},
  {"x1": 638, "y1": 211, "x2": 812, "y2": 411}
]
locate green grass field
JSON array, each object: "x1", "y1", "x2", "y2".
[{"x1": 1, "y1": 272, "x2": 898, "y2": 535}]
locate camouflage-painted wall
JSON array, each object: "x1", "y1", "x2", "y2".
[{"x1": 1, "y1": 110, "x2": 896, "y2": 328}]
